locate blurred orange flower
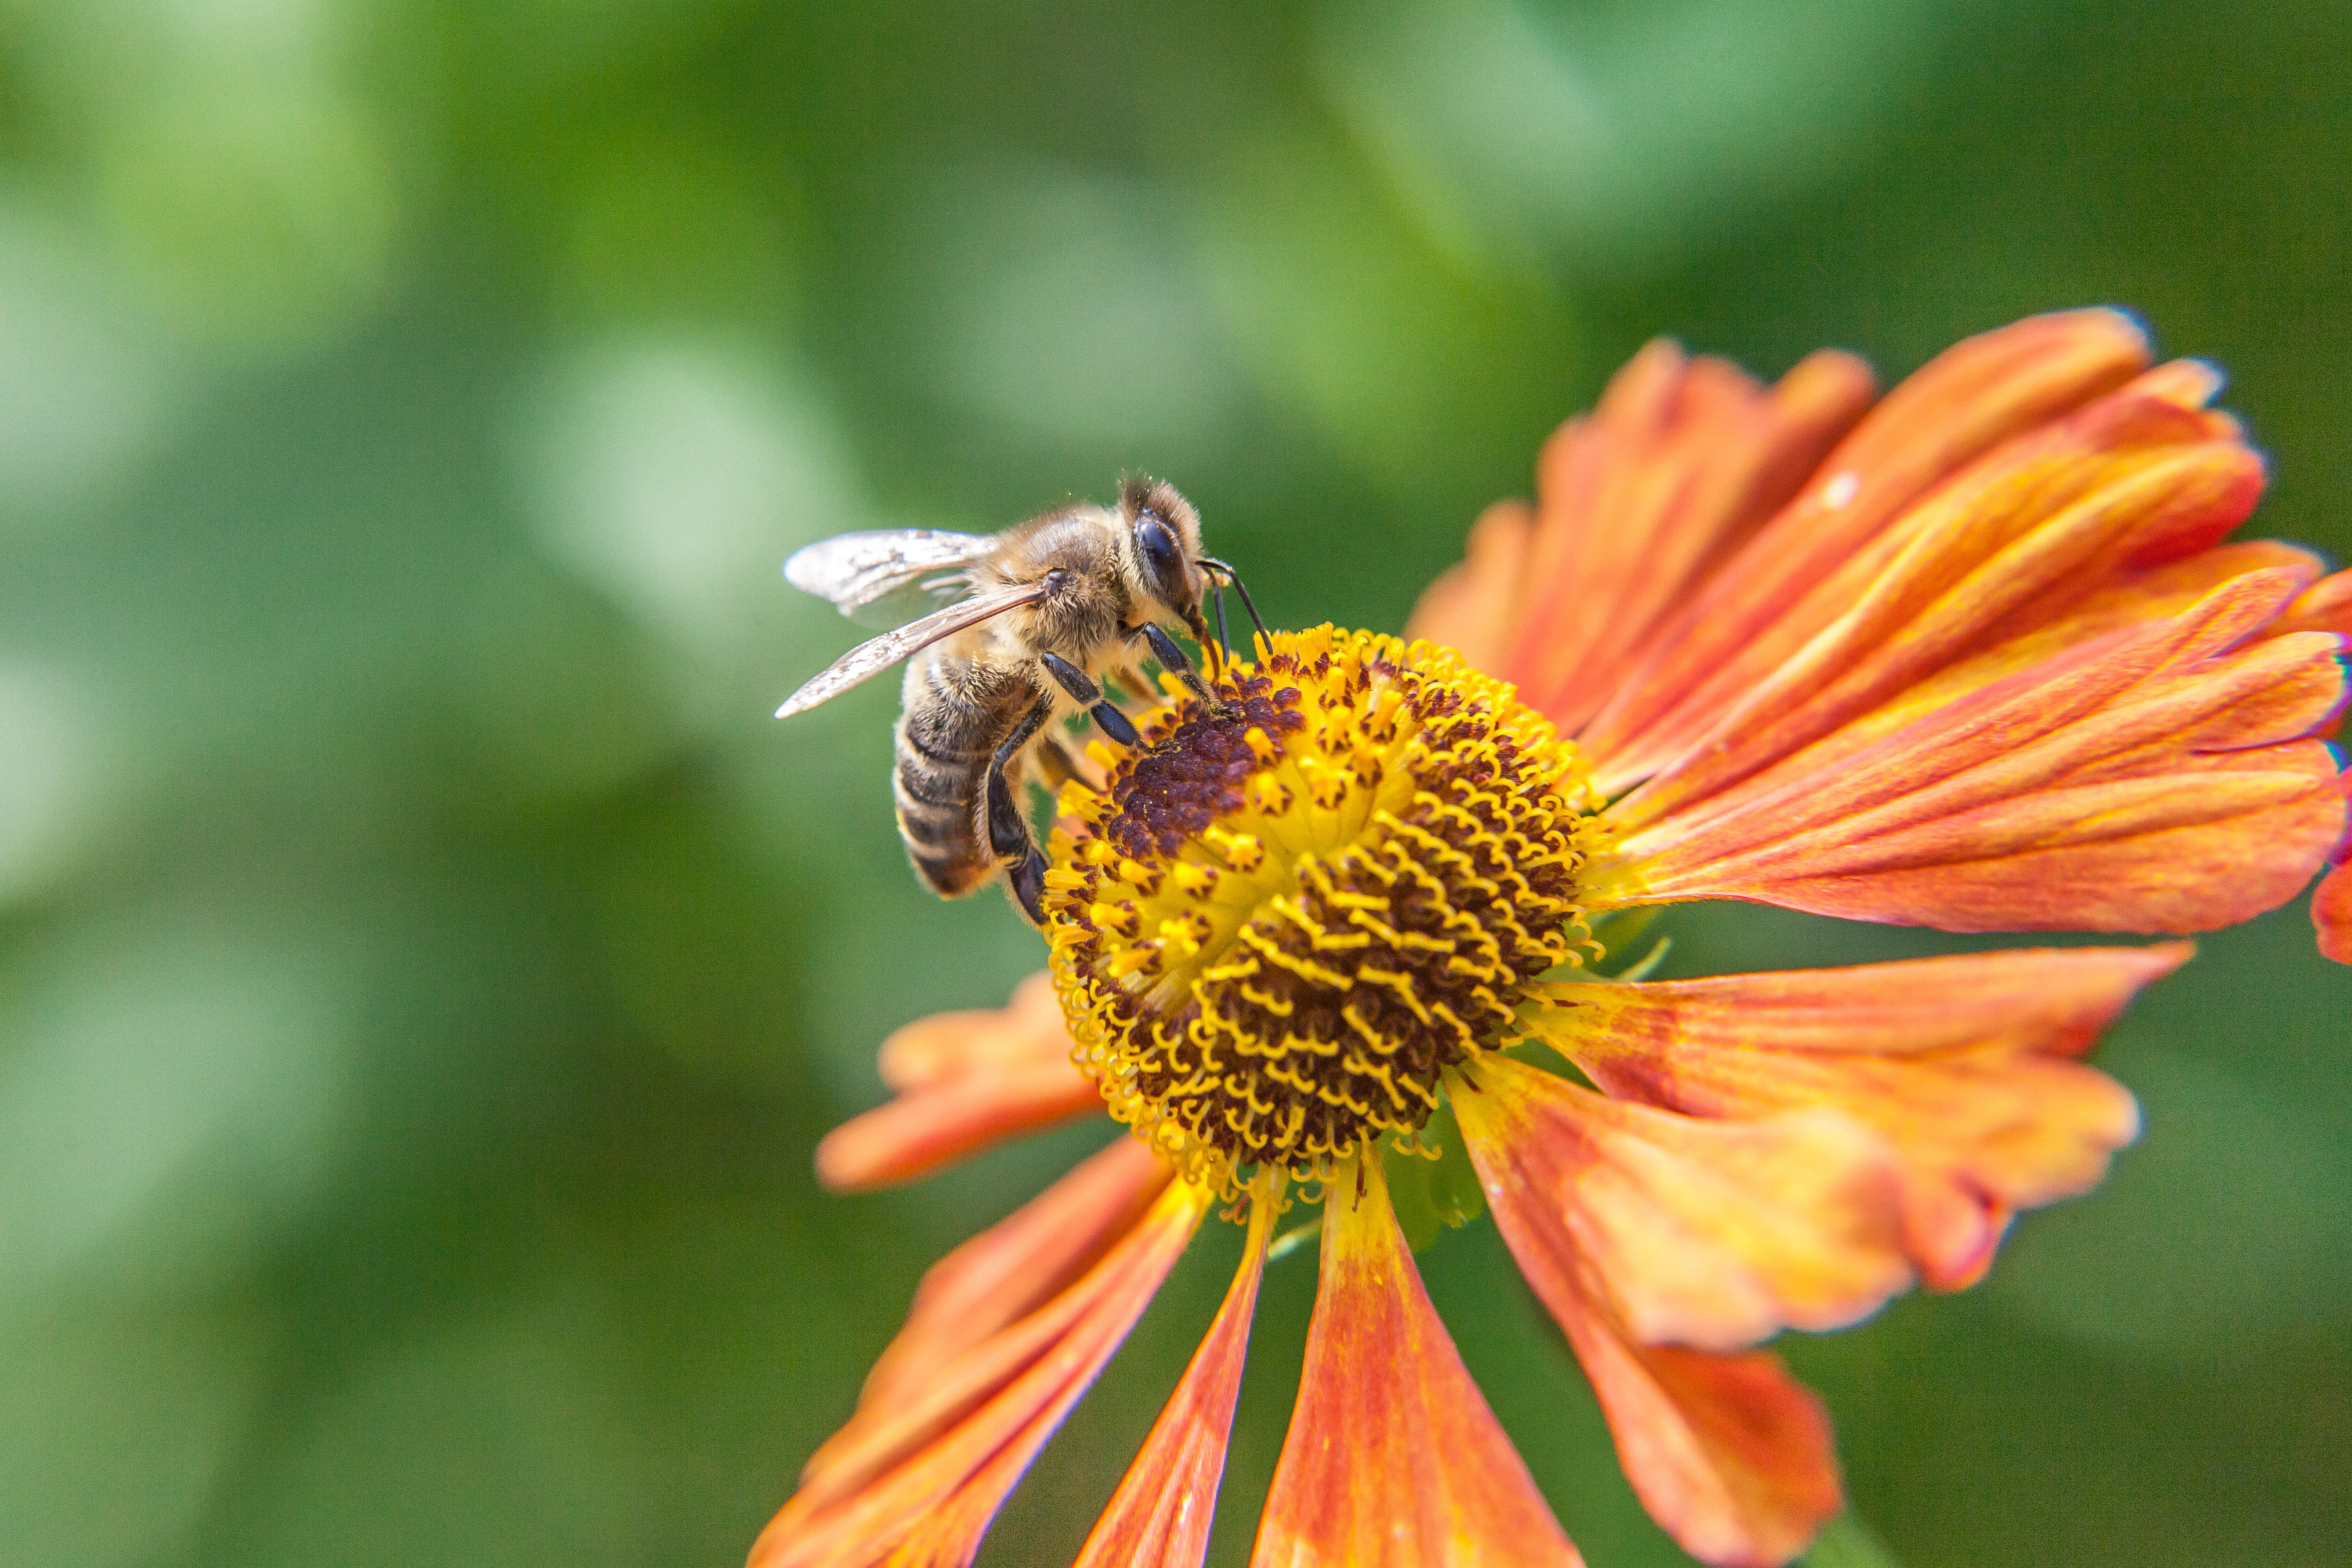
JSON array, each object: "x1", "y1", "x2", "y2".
[{"x1": 751, "y1": 311, "x2": 2350, "y2": 1568}]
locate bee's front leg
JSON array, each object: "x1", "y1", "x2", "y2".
[
  {"x1": 1129, "y1": 623, "x2": 1218, "y2": 708},
  {"x1": 988, "y1": 693, "x2": 1055, "y2": 925}
]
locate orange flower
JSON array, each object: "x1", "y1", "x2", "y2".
[{"x1": 751, "y1": 311, "x2": 2350, "y2": 1568}]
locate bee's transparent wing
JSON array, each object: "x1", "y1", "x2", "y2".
[
  {"x1": 773, "y1": 580, "x2": 1048, "y2": 719},
  {"x1": 784, "y1": 530, "x2": 1000, "y2": 627}
]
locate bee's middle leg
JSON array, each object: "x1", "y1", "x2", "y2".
[
  {"x1": 1038, "y1": 653, "x2": 1141, "y2": 747},
  {"x1": 988, "y1": 693, "x2": 1055, "y2": 925}
]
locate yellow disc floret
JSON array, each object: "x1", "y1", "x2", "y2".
[{"x1": 1042, "y1": 626, "x2": 1610, "y2": 1199}]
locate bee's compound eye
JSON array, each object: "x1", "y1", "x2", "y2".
[{"x1": 1136, "y1": 514, "x2": 1190, "y2": 607}]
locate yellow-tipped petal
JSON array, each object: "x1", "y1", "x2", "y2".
[
  {"x1": 1073, "y1": 1174, "x2": 1280, "y2": 1568},
  {"x1": 1526, "y1": 946, "x2": 2175, "y2": 1288},
  {"x1": 1249, "y1": 1155, "x2": 1583, "y2": 1568},
  {"x1": 751, "y1": 1179, "x2": 1209, "y2": 1568}
]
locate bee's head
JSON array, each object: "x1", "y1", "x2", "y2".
[{"x1": 1117, "y1": 477, "x2": 1210, "y2": 646}]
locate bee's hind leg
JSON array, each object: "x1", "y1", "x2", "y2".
[
  {"x1": 988, "y1": 693, "x2": 1056, "y2": 925},
  {"x1": 1038, "y1": 653, "x2": 1140, "y2": 748},
  {"x1": 1007, "y1": 850, "x2": 1048, "y2": 928}
]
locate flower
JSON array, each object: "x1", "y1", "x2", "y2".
[{"x1": 751, "y1": 310, "x2": 2350, "y2": 1568}]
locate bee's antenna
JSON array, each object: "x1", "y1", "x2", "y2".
[
  {"x1": 1198, "y1": 558, "x2": 1270, "y2": 660},
  {"x1": 1208, "y1": 574, "x2": 1233, "y2": 675}
]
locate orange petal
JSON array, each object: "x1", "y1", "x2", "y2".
[
  {"x1": 814, "y1": 975, "x2": 1101, "y2": 1192},
  {"x1": 1451, "y1": 1054, "x2": 1909, "y2": 1351},
  {"x1": 1249, "y1": 1155, "x2": 1582, "y2": 1568},
  {"x1": 1618, "y1": 570, "x2": 2349, "y2": 936},
  {"x1": 1405, "y1": 500, "x2": 1534, "y2": 673},
  {"x1": 796, "y1": 1166, "x2": 1176, "y2": 1506},
  {"x1": 874, "y1": 971, "x2": 1069, "y2": 1089},
  {"x1": 1525, "y1": 946, "x2": 2180, "y2": 1289},
  {"x1": 1073, "y1": 1175, "x2": 1279, "y2": 1568},
  {"x1": 2275, "y1": 567, "x2": 2352, "y2": 639},
  {"x1": 1494, "y1": 341, "x2": 1876, "y2": 733},
  {"x1": 2317, "y1": 860, "x2": 2352, "y2": 965},
  {"x1": 1455, "y1": 1068, "x2": 1843, "y2": 1567},
  {"x1": 2122, "y1": 356, "x2": 2226, "y2": 410},
  {"x1": 1611, "y1": 396, "x2": 2261, "y2": 822},
  {"x1": 813, "y1": 1062, "x2": 1103, "y2": 1192},
  {"x1": 859, "y1": 1136, "x2": 1173, "y2": 1412},
  {"x1": 1580, "y1": 309, "x2": 2154, "y2": 783},
  {"x1": 1680, "y1": 540, "x2": 2325, "y2": 804},
  {"x1": 1575, "y1": 1334, "x2": 1844, "y2": 1568},
  {"x1": 751, "y1": 1179, "x2": 1210, "y2": 1568}
]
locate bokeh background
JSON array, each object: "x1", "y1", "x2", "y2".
[{"x1": 1, "y1": 1, "x2": 2347, "y2": 1565}]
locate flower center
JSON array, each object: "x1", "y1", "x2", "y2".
[{"x1": 1041, "y1": 626, "x2": 1609, "y2": 1198}]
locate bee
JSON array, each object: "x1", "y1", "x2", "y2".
[{"x1": 774, "y1": 478, "x2": 1265, "y2": 924}]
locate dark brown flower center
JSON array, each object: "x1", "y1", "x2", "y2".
[{"x1": 1041, "y1": 626, "x2": 1607, "y2": 1196}]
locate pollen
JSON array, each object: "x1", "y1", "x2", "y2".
[{"x1": 1043, "y1": 626, "x2": 1611, "y2": 1199}]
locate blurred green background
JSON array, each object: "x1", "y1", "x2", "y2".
[{"x1": 1, "y1": 1, "x2": 2346, "y2": 1565}]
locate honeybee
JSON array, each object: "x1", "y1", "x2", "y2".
[{"x1": 775, "y1": 478, "x2": 1263, "y2": 924}]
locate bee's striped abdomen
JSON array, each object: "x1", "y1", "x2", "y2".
[{"x1": 893, "y1": 651, "x2": 1036, "y2": 896}]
